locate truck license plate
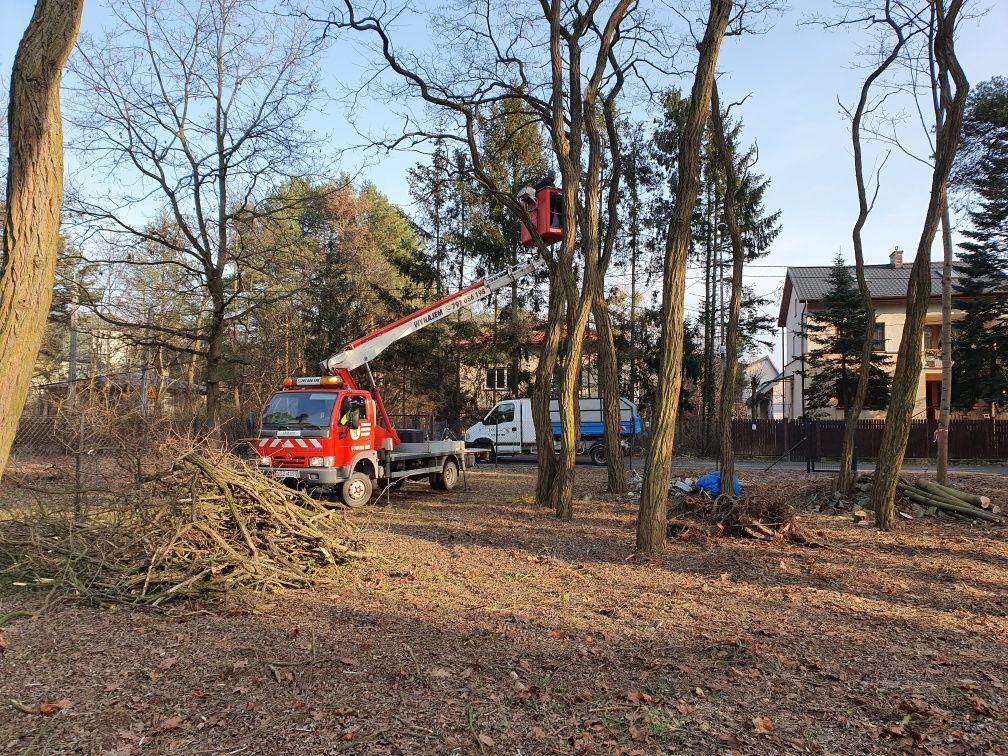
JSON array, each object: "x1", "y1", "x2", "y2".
[{"x1": 274, "y1": 470, "x2": 299, "y2": 479}]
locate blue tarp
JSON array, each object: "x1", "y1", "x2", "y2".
[{"x1": 695, "y1": 471, "x2": 741, "y2": 497}]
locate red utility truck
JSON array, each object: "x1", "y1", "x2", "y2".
[{"x1": 256, "y1": 257, "x2": 546, "y2": 507}]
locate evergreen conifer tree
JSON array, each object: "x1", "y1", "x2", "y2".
[
  {"x1": 803, "y1": 256, "x2": 891, "y2": 415},
  {"x1": 952, "y1": 140, "x2": 1008, "y2": 411}
]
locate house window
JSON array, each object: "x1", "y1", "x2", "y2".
[
  {"x1": 872, "y1": 322, "x2": 886, "y2": 352},
  {"x1": 923, "y1": 324, "x2": 941, "y2": 350},
  {"x1": 485, "y1": 367, "x2": 509, "y2": 390}
]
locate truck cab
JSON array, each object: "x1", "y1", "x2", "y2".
[
  {"x1": 256, "y1": 377, "x2": 383, "y2": 504},
  {"x1": 257, "y1": 376, "x2": 469, "y2": 507}
]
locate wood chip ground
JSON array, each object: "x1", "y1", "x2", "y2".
[{"x1": 1, "y1": 464, "x2": 1006, "y2": 754}]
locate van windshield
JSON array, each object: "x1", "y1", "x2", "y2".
[
  {"x1": 484, "y1": 402, "x2": 515, "y2": 425},
  {"x1": 261, "y1": 392, "x2": 337, "y2": 430}
]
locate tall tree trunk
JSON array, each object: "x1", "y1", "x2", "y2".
[
  {"x1": 0, "y1": 0, "x2": 84, "y2": 478},
  {"x1": 554, "y1": 251, "x2": 600, "y2": 519},
  {"x1": 702, "y1": 178, "x2": 714, "y2": 453},
  {"x1": 870, "y1": 0, "x2": 968, "y2": 529},
  {"x1": 597, "y1": 97, "x2": 627, "y2": 494},
  {"x1": 937, "y1": 200, "x2": 953, "y2": 483},
  {"x1": 710, "y1": 81, "x2": 744, "y2": 496},
  {"x1": 204, "y1": 284, "x2": 226, "y2": 431},
  {"x1": 638, "y1": 0, "x2": 732, "y2": 554},
  {"x1": 837, "y1": 21, "x2": 909, "y2": 495},
  {"x1": 931, "y1": 8, "x2": 955, "y2": 486},
  {"x1": 533, "y1": 282, "x2": 564, "y2": 507},
  {"x1": 593, "y1": 287, "x2": 626, "y2": 492}
]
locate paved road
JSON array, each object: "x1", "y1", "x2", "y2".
[{"x1": 480, "y1": 453, "x2": 1008, "y2": 476}]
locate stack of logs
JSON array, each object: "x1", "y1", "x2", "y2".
[{"x1": 898, "y1": 479, "x2": 1003, "y2": 524}]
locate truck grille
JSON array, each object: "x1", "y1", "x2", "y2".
[{"x1": 272, "y1": 453, "x2": 308, "y2": 467}]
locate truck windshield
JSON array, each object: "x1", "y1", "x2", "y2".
[{"x1": 261, "y1": 392, "x2": 337, "y2": 429}]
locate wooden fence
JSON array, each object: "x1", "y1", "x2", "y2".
[{"x1": 730, "y1": 418, "x2": 1008, "y2": 461}]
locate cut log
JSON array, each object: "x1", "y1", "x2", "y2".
[
  {"x1": 917, "y1": 479, "x2": 992, "y2": 510},
  {"x1": 898, "y1": 485, "x2": 1003, "y2": 523}
]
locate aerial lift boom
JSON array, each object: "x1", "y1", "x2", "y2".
[{"x1": 319, "y1": 256, "x2": 545, "y2": 444}]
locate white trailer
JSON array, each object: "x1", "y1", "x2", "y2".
[{"x1": 464, "y1": 397, "x2": 641, "y2": 465}]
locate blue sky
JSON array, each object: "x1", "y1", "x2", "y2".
[{"x1": 2, "y1": 0, "x2": 1005, "y2": 362}]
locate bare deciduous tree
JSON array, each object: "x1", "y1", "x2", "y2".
[
  {"x1": 869, "y1": 0, "x2": 968, "y2": 528},
  {"x1": 833, "y1": 2, "x2": 915, "y2": 496},
  {"x1": 709, "y1": 80, "x2": 745, "y2": 495},
  {"x1": 67, "y1": 0, "x2": 325, "y2": 428},
  {"x1": 0, "y1": 0, "x2": 84, "y2": 477},
  {"x1": 313, "y1": 0, "x2": 657, "y2": 518},
  {"x1": 637, "y1": 0, "x2": 733, "y2": 553}
]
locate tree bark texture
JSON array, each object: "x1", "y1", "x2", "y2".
[
  {"x1": 549, "y1": 0, "x2": 632, "y2": 520},
  {"x1": 838, "y1": 18, "x2": 908, "y2": 495},
  {"x1": 937, "y1": 200, "x2": 953, "y2": 483},
  {"x1": 533, "y1": 281, "x2": 564, "y2": 507},
  {"x1": 637, "y1": 0, "x2": 732, "y2": 553},
  {"x1": 709, "y1": 81, "x2": 745, "y2": 496},
  {"x1": 597, "y1": 97, "x2": 627, "y2": 495},
  {"x1": 592, "y1": 287, "x2": 626, "y2": 493},
  {"x1": 870, "y1": 0, "x2": 968, "y2": 529},
  {"x1": 932, "y1": 10, "x2": 956, "y2": 485},
  {"x1": 0, "y1": 0, "x2": 84, "y2": 478}
]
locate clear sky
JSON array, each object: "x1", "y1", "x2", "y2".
[{"x1": 2, "y1": 0, "x2": 1005, "y2": 364}]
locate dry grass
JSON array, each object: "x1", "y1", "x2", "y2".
[{"x1": 1, "y1": 463, "x2": 1006, "y2": 754}]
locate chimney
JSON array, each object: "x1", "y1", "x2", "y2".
[{"x1": 890, "y1": 245, "x2": 903, "y2": 269}]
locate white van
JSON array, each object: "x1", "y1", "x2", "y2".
[{"x1": 464, "y1": 397, "x2": 641, "y2": 465}]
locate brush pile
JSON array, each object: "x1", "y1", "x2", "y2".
[
  {"x1": 0, "y1": 450, "x2": 370, "y2": 605},
  {"x1": 898, "y1": 478, "x2": 1004, "y2": 524},
  {"x1": 667, "y1": 492, "x2": 823, "y2": 546}
]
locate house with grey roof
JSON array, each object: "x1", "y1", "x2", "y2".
[{"x1": 778, "y1": 247, "x2": 959, "y2": 421}]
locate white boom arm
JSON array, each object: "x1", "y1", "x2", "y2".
[{"x1": 322, "y1": 256, "x2": 546, "y2": 374}]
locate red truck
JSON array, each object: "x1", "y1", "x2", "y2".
[{"x1": 255, "y1": 257, "x2": 545, "y2": 507}]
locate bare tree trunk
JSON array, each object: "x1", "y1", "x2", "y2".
[
  {"x1": 871, "y1": 0, "x2": 968, "y2": 529},
  {"x1": 837, "y1": 16, "x2": 909, "y2": 495},
  {"x1": 937, "y1": 200, "x2": 953, "y2": 483},
  {"x1": 710, "y1": 81, "x2": 744, "y2": 496},
  {"x1": 931, "y1": 9, "x2": 956, "y2": 485},
  {"x1": 533, "y1": 282, "x2": 564, "y2": 507},
  {"x1": 597, "y1": 98, "x2": 627, "y2": 494},
  {"x1": 593, "y1": 288, "x2": 626, "y2": 492},
  {"x1": 638, "y1": 0, "x2": 732, "y2": 554},
  {"x1": 0, "y1": 0, "x2": 84, "y2": 478},
  {"x1": 201, "y1": 274, "x2": 228, "y2": 431}
]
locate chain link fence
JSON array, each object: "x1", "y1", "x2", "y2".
[{"x1": 11, "y1": 411, "x2": 255, "y2": 460}]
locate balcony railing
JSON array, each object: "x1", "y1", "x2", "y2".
[{"x1": 923, "y1": 349, "x2": 943, "y2": 369}]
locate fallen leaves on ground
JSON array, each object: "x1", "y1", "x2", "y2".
[{"x1": 1, "y1": 465, "x2": 1006, "y2": 754}]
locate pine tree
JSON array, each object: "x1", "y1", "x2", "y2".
[
  {"x1": 952, "y1": 144, "x2": 1008, "y2": 411},
  {"x1": 803, "y1": 256, "x2": 891, "y2": 416}
]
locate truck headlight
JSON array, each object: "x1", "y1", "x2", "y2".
[
  {"x1": 258, "y1": 456, "x2": 271, "y2": 466},
  {"x1": 309, "y1": 456, "x2": 335, "y2": 467}
]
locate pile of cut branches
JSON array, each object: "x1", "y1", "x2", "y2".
[
  {"x1": 668, "y1": 493, "x2": 824, "y2": 546},
  {"x1": 0, "y1": 450, "x2": 370, "y2": 605}
]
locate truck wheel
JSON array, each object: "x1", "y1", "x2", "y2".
[
  {"x1": 472, "y1": 438, "x2": 496, "y2": 463},
  {"x1": 340, "y1": 472, "x2": 373, "y2": 508},
  {"x1": 589, "y1": 444, "x2": 606, "y2": 466},
  {"x1": 430, "y1": 458, "x2": 460, "y2": 491}
]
